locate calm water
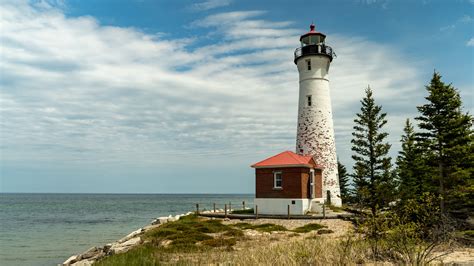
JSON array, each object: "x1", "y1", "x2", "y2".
[{"x1": 0, "y1": 193, "x2": 254, "y2": 266}]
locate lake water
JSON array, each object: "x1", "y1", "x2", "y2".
[{"x1": 0, "y1": 193, "x2": 254, "y2": 266}]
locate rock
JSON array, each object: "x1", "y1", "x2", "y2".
[
  {"x1": 102, "y1": 243, "x2": 112, "y2": 254},
  {"x1": 71, "y1": 259, "x2": 94, "y2": 266},
  {"x1": 167, "y1": 216, "x2": 178, "y2": 222},
  {"x1": 158, "y1": 217, "x2": 169, "y2": 224},
  {"x1": 317, "y1": 229, "x2": 334, "y2": 235},
  {"x1": 151, "y1": 219, "x2": 160, "y2": 225},
  {"x1": 224, "y1": 218, "x2": 231, "y2": 221},
  {"x1": 123, "y1": 228, "x2": 143, "y2": 241},
  {"x1": 80, "y1": 246, "x2": 101, "y2": 260},
  {"x1": 63, "y1": 255, "x2": 79, "y2": 265},
  {"x1": 110, "y1": 237, "x2": 141, "y2": 254}
]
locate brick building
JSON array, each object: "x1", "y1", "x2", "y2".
[{"x1": 251, "y1": 151, "x2": 323, "y2": 215}]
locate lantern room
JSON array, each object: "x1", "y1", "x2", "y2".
[
  {"x1": 294, "y1": 24, "x2": 334, "y2": 64},
  {"x1": 300, "y1": 23, "x2": 326, "y2": 46}
]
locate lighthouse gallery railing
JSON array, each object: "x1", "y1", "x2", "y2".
[{"x1": 294, "y1": 44, "x2": 335, "y2": 63}]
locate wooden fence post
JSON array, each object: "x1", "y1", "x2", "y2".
[
  {"x1": 287, "y1": 205, "x2": 290, "y2": 219},
  {"x1": 255, "y1": 205, "x2": 258, "y2": 219},
  {"x1": 196, "y1": 203, "x2": 199, "y2": 215},
  {"x1": 213, "y1": 203, "x2": 216, "y2": 213},
  {"x1": 242, "y1": 201, "x2": 245, "y2": 210},
  {"x1": 322, "y1": 203, "x2": 326, "y2": 219},
  {"x1": 225, "y1": 204, "x2": 228, "y2": 218}
]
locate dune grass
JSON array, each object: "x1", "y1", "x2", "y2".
[
  {"x1": 292, "y1": 223, "x2": 326, "y2": 233},
  {"x1": 94, "y1": 216, "x2": 334, "y2": 265},
  {"x1": 233, "y1": 222, "x2": 287, "y2": 232}
]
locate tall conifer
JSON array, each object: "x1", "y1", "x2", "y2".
[
  {"x1": 351, "y1": 87, "x2": 395, "y2": 214},
  {"x1": 338, "y1": 160, "x2": 350, "y2": 203},
  {"x1": 396, "y1": 119, "x2": 430, "y2": 201},
  {"x1": 415, "y1": 72, "x2": 473, "y2": 214}
]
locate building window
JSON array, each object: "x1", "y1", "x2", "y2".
[
  {"x1": 307, "y1": 95, "x2": 312, "y2": 107},
  {"x1": 274, "y1": 172, "x2": 282, "y2": 189},
  {"x1": 306, "y1": 59, "x2": 311, "y2": 70}
]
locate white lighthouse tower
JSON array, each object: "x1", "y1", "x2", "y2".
[{"x1": 294, "y1": 24, "x2": 341, "y2": 207}]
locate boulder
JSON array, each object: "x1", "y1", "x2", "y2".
[
  {"x1": 80, "y1": 246, "x2": 102, "y2": 260},
  {"x1": 158, "y1": 217, "x2": 169, "y2": 224},
  {"x1": 71, "y1": 260, "x2": 94, "y2": 266},
  {"x1": 102, "y1": 243, "x2": 112, "y2": 254},
  {"x1": 110, "y1": 237, "x2": 141, "y2": 254},
  {"x1": 63, "y1": 255, "x2": 79, "y2": 265},
  {"x1": 117, "y1": 228, "x2": 144, "y2": 244},
  {"x1": 167, "y1": 216, "x2": 178, "y2": 222}
]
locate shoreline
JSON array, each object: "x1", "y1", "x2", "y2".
[
  {"x1": 61, "y1": 211, "x2": 197, "y2": 266},
  {"x1": 61, "y1": 209, "x2": 474, "y2": 266}
]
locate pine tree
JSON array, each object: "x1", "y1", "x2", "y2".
[
  {"x1": 415, "y1": 72, "x2": 474, "y2": 214},
  {"x1": 351, "y1": 87, "x2": 394, "y2": 215},
  {"x1": 338, "y1": 160, "x2": 350, "y2": 203},
  {"x1": 396, "y1": 119, "x2": 431, "y2": 201}
]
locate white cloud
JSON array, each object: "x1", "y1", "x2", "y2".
[
  {"x1": 459, "y1": 15, "x2": 473, "y2": 23},
  {"x1": 440, "y1": 14, "x2": 473, "y2": 31},
  {"x1": 191, "y1": 0, "x2": 232, "y2": 11},
  {"x1": 467, "y1": 37, "x2": 474, "y2": 46},
  {"x1": 0, "y1": 1, "x2": 426, "y2": 172}
]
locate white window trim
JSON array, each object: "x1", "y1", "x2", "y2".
[{"x1": 273, "y1": 171, "x2": 282, "y2": 189}]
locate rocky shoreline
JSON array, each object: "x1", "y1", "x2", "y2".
[{"x1": 61, "y1": 211, "x2": 198, "y2": 266}]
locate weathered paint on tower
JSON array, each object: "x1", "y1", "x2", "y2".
[{"x1": 294, "y1": 24, "x2": 341, "y2": 206}]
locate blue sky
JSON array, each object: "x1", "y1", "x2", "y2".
[{"x1": 1, "y1": 0, "x2": 473, "y2": 193}]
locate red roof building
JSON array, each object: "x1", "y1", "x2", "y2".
[
  {"x1": 251, "y1": 151, "x2": 319, "y2": 169},
  {"x1": 251, "y1": 151, "x2": 323, "y2": 215}
]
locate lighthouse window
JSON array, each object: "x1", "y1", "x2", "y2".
[
  {"x1": 307, "y1": 95, "x2": 312, "y2": 107},
  {"x1": 306, "y1": 59, "x2": 311, "y2": 70},
  {"x1": 274, "y1": 172, "x2": 282, "y2": 189}
]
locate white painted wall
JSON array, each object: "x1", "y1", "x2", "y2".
[
  {"x1": 295, "y1": 55, "x2": 342, "y2": 207},
  {"x1": 254, "y1": 198, "x2": 310, "y2": 215}
]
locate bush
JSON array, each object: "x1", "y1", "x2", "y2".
[{"x1": 358, "y1": 193, "x2": 454, "y2": 264}]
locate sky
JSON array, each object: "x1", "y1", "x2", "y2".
[{"x1": 1, "y1": 0, "x2": 473, "y2": 193}]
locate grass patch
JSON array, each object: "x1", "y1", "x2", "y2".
[
  {"x1": 95, "y1": 244, "x2": 156, "y2": 266},
  {"x1": 223, "y1": 228, "x2": 245, "y2": 238},
  {"x1": 231, "y1": 208, "x2": 254, "y2": 214},
  {"x1": 233, "y1": 222, "x2": 253, "y2": 229},
  {"x1": 141, "y1": 214, "x2": 240, "y2": 253},
  {"x1": 232, "y1": 223, "x2": 287, "y2": 232},
  {"x1": 293, "y1": 223, "x2": 326, "y2": 233},
  {"x1": 252, "y1": 223, "x2": 287, "y2": 232}
]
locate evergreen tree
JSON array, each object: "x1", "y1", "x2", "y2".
[
  {"x1": 396, "y1": 119, "x2": 430, "y2": 201},
  {"x1": 351, "y1": 87, "x2": 395, "y2": 215},
  {"x1": 415, "y1": 72, "x2": 474, "y2": 214},
  {"x1": 337, "y1": 160, "x2": 350, "y2": 203}
]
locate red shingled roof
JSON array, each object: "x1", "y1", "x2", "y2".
[{"x1": 251, "y1": 151, "x2": 321, "y2": 169}]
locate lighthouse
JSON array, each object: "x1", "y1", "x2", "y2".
[
  {"x1": 250, "y1": 24, "x2": 341, "y2": 215},
  {"x1": 294, "y1": 24, "x2": 341, "y2": 207}
]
